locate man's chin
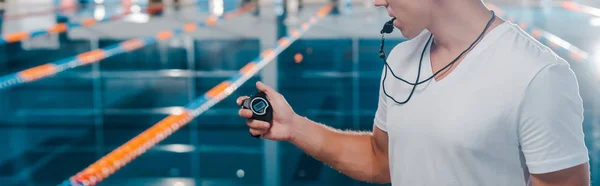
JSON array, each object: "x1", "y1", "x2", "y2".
[
  {"x1": 400, "y1": 28, "x2": 427, "y2": 40},
  {"x1": 395, "y1": 28, "x2": 412, "y2": 40}
]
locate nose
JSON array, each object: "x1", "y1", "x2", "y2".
[{"x1": 373, "y1": 0, "x2": 387, "y2": 7}]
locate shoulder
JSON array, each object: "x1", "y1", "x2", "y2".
[
  {"x1": 486, "y1": 22, "x2": 574, "y2": 87},
  {"x1": 493, "y1": 23, "x2": 581, "y2": 111},
  {"x1": 496, "y1": 22, "x2": 569, "y2": 72}
]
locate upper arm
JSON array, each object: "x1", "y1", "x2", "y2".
[
  {"x1": 518, "y1": 63, "x2": 590, "y2": 183},
  {"x1": 370, "y1": 62, "x2": 390, "y2": 183},
  {"x1": 374, "y1": 67, "x2": 389, "y2": 132},
  {"x1": 373, "y1": 125, "x2": 389, "y2": 159},
  {"x1": 371, "y1": 125, "x2": 390, "y2": 183},
  {"x1": 531, "y1": 163, "x2": 590, "y2": 186}
]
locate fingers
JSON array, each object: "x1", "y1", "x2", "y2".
[
  {"x1": 248, "y1": 120, "x2": 270, "y2": 138},
  {"x1": 239, "y1": 81, "x2": 277, "y2": 139},
  {"x1": 256, "y1": 81, "x2": 278, "y2": 98},
  {"x1": 249, "y1": 128, "x2": 263, "y2": 138},
  {"x1": 246, "y1": 119, "x2": 270, "y2": 130},
  {"x1": 236, "y1": 96, "x2": 250, "y2": 106},
  {"x1": 238, "y1": 109, "x2": 253, "y2": 118},
  {"x1": 240, "y1": 108, "x2": 270, "y2": 131}
]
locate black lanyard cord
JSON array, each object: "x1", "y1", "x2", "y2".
[{"x1": 379, "y1": 10, "x2": 496, "y2": 104}]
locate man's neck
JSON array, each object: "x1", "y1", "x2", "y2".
[{"x1": 428, "y1": 2, "x2": 504, "y2": 55}]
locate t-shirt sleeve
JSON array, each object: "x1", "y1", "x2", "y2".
[
  {"x1": 518, "y1": 63, "x2": 589, "y2": 174},
  {"x1": 374, "y1": 68, "x2": 388, "y2": 132}
]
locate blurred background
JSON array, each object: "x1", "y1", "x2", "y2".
[{"x1": 0, "y1": 0, "x2": 598, "y2": 185}]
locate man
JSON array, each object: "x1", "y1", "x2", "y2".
[{"x1": 237, "y1": 0, "x2": 591, "y2": 185}]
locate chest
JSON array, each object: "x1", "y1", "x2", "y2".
[{"x1": 384, "y1": 75, "x2": 522, "y2": 152}]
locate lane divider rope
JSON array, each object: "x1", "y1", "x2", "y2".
[
  {"x1": 0, "y1": 0, "x2": 215, "y2": 45},
  {"x1": 0, "y1": 5, "x2": 254, "y2": 90},
  {"x1": 0, "y1": 0, "x2": 136, "y2": 22},
  {"x1": 0, "y1": 4, "x2": 80, "y2": 22},
  {"x1": 488, "y1": 3, "x2": 590, "y2": 63},
  {"x1": 561, "y1": 1, "x2": 600, "y2": 17},
  {"x1": 58, "y1": 4, "x2": 332, "y2": 186},
  {"x1": 0, "y1": 4, "x2": 164, "y2": 45},
  {"x1": 0, "y1": 0, "x2": 224, "y2": 21}
]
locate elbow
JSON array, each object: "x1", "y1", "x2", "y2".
[
  {"x1": 346, "y1": 160, "x2": 390, "y2": 184},
  {"x1": 374, "y1": 180, "x2": 391, "y2": 184},
  {"x1": 370, "y1": 178, "x2": 391, "y2": 184},
  {"x1": 350, "y1": 171, "x2": 390, "y2": 184},
  {"x1": 356, "y1": 161, "x2": 390, "y2": 184},
  {"x1": 368, "y1": 170, "x2": 391, "y2": 184}
]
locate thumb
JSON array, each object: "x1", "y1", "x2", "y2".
[{"x1": 256, "y1": 81, "x2": 278, "y2": 98}]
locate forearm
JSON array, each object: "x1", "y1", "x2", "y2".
[{"x1": 288, "y1": 114, "x2": 390, "y2": 183}]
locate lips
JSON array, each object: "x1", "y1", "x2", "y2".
[{"x1": 392, "y1": 19, "x2": 401, "y2": 29}]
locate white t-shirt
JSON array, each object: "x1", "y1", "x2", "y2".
[{"x1": 374, "y1": 21, "x2": 589, "y2": 185}]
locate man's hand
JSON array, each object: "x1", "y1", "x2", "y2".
[
  {"x1": 237, "y1": 81, "x2": 299, "y2": 141},
  {"x1": 236, "y1": 81, "x2": 391, "y2": 183}
]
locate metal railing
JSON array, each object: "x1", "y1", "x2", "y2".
[{"x1": 0, "y1": 4, "x2": 254, "y2": 90}]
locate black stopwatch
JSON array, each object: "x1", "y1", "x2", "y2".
[{"x1": 241, "y1": 91, "x2": 273, "y2": 123}]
